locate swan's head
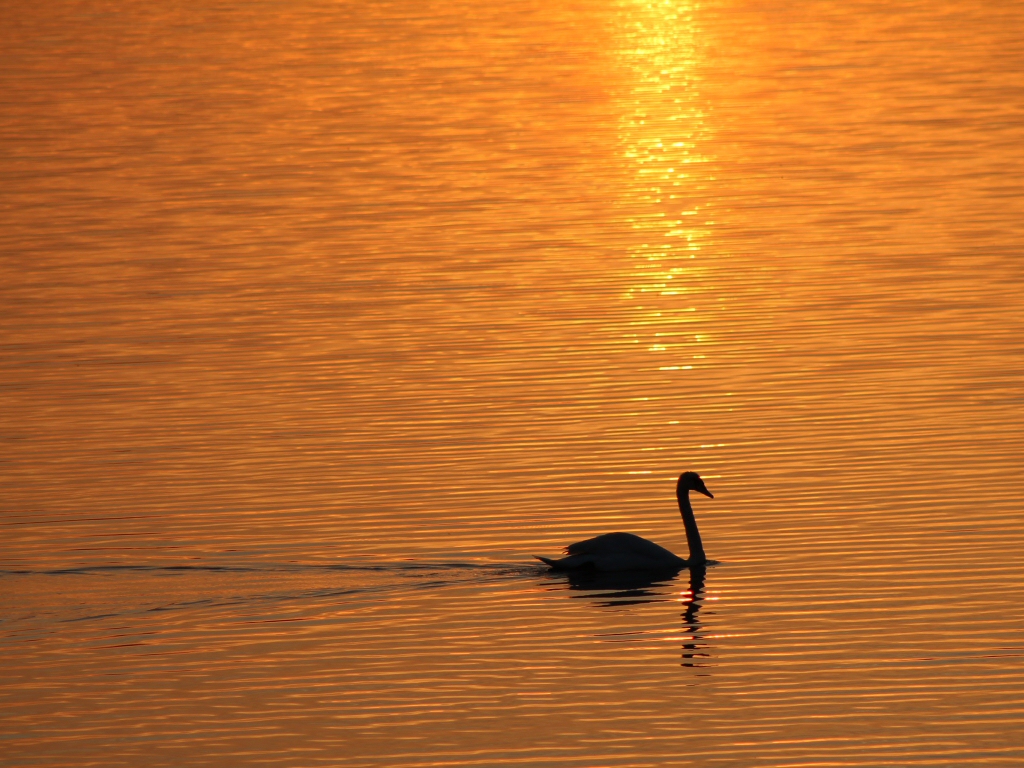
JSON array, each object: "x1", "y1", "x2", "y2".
[{"x1": 678, "y1": 471, "x2": 714, "y2": 498}]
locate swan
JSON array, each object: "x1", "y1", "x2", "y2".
[{"x1": 535, "y1": 471, "x2": 714, "y2": 571}]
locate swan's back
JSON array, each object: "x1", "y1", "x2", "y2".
[
  {"x1": 532, "y1": 531, "x2": 684, "y2": 571},
  {"x1": 567, "y1": 532, "x2": 676, "y2": 559}
]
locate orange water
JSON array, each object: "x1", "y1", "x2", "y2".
[{"x1": 3, "y1": 0, "x2": 1024, "y2": 765}]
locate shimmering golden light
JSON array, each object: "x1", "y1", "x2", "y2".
[{"x1": 615, "y1": 0, "x2": 714, "y2": 369}]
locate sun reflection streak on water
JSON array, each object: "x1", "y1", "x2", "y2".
[{"x1": 616, "y1": 0, "x2": 718, "y2": 412}]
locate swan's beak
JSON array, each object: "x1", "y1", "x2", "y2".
[{"x1": 698, "y1": 487, "x2": 714, "y2": 499}]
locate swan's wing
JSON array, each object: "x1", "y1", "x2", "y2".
[
  {"x1": 538, "y1": 548, "x2": 683, "y2": 571},
  {"x1": 566, "y1": 532, "x2": 675, "y2": 558},
  {"x1": 565, "y1": 532, "x2": 625, "y2": 555}
]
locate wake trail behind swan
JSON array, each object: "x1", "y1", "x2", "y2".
[{"x1": 0, "y1": 560, "x2": 547, "y2": 632}]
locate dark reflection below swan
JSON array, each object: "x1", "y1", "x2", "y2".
[
  {"x1": 556, "y1": 565, "x2": 712, "y2": 667},
  {"x1": 535, "y1": 471, "x2": 714, "y2": 571},
  {"x1": 679, "y1": 565, "x2": 710, "y2": 667}
]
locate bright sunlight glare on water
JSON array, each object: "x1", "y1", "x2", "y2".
[{"x1": 2, "y1": 0, "x2": 1024, "y2": 766}]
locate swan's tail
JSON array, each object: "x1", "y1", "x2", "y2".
[{"x1": 534, "y1": 553, "x2": 601, "y2": 571}]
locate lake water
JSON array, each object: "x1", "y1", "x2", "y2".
[{"x1": 3, "y1": 0, "x2": 1024, "y2": 765}]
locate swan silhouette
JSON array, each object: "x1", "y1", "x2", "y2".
[{"x1": 535, "y1": 471, "x2": 714, "y2": 571}]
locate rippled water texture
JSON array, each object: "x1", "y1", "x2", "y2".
[{"x1": 3, "y1": 0, "x2": 1024, "y2": 765}]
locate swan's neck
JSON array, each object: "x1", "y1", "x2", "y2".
[{"x1": 677, "y1": 489, "x2": 707, "y2": 565}]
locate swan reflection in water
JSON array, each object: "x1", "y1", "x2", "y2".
[
  {"x1": 679, "y1": 565, "x2": 709, "y2": 667},
  {"x1": 555, "y1": 564, "x2": 712, "y2": 668}
]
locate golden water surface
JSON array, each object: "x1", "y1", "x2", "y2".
[{"x1": 3, "y1": 0, "x2": 1024, "y2": 765}]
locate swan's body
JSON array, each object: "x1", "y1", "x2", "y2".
[
  {"x1": 536, "y1": 471, "x2": 713, "y2": 572},
  {"x1": 540, "y1": 532, "x2": 685, "y2": 570}
]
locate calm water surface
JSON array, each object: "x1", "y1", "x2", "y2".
[{"x1": 3, "y1": 0, "x2": 1024, "y2": 765}]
